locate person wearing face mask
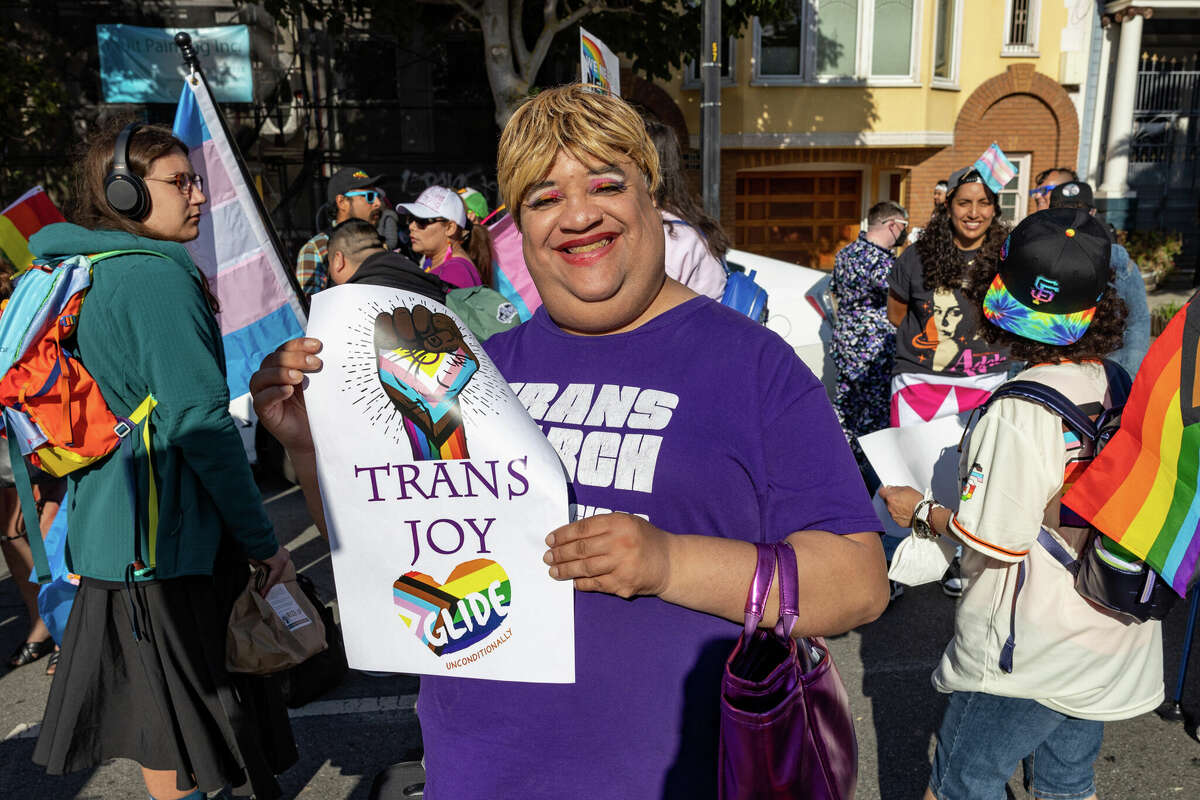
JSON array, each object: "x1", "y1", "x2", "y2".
[
  {"x1": 400, "y1": 186, "x2": 486, "y2": 289},
  {"x1": 830, "y1": 201, "x2": 909, "y2": 462},
  {"x1": 296, "y1": 166, "x2": 384, "y2": 296},
  {"x1": 28, "y1": 121, "x2": 295, "y2": 800}
]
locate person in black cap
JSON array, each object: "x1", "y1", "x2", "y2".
[
  {"x1": 295, "y1": 166, "x2": 383, "y2": 296},
  {"x1": 880, "y1": 207, "x2": 1161, "y2": 800},
  {"x1": 1048, "y1": 180, "x2": 1151, "y2": 377}
]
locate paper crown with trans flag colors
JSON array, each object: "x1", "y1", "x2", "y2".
[{"x1": 972, "y1": 143, "x2": 1018, "y2": 195}]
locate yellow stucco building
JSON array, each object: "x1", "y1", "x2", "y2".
[{"x1": 638, "y1": 0, "x2": 1097, "y2": 268}]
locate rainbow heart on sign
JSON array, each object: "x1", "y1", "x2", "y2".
[{"x1": 393, "y1": 559, "x2": 512, "y2": 656}]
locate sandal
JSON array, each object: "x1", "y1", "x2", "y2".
[
  {"x1": 45, "y1": 648, "x2": 60, "y2": 676},
  {"x1": 8, "y1": 638, "x2": 55, "y2": 668}
]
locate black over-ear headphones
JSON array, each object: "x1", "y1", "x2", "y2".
[{"x1": 104, "y1": 123, "x2": 151, "y2": 220}]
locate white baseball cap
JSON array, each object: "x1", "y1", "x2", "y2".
[{"x1": 398, "y1": 186, "x2": 468, "y2": 228}]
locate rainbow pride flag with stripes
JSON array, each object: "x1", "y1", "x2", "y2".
[
  {"x1": 172, "y1": 74, "x2": 306, "y2": 400},
  {"x1": 0, "y1": 187, "x2": 65, "y2": 273},
  {"x1": 1064, "y1": 298, "x2": 1200, "y2": 596}
]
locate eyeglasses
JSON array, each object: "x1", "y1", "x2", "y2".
[
  {"x1": 147, "y1": 172, "x2": 204, "y2": 196},
  {"x1": 409, "y1": 217, "x2": 448, "y2": 229},
  {"x1": 344, "y1": 190, "x2": 379, "y2": 203},
  {"x1": 1029, "y1": 184, "x2": 1058, "y2": 198}
]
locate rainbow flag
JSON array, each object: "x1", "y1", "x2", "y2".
[
  {"x1": 1064, "y1": 297, "x2": 1200, "y2": 596},
  {"x1": 0, "y1": 188, "x2": 66, "y2": 273},
  {"x1": 974, "y1": 143, "x2": 1018, "y2": 194},
  {"x1": 172, "y1": 73, "x2": 306, "y2": 401}
]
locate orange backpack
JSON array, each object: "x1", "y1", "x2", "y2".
[{"x1": 0, "y1": 251, "x2": 159, "y2": 581}]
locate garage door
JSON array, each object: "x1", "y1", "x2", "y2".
[{"x1": 734, "y1": 171, "x2": 862, "y2": 270}]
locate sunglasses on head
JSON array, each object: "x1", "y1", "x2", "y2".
[
  {"x1": 344, "y1": 190, "x2": 379, "y2": 203},
  {"x1": 1029, "y1": 184, "x2": 1057, "y2": 198},
  {"x1": 409, "y1": 216, "x2": 448, "y2": 229}
]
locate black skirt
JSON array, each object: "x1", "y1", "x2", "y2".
[{"x1": 32, "y1": 540, "x2": 298, "y2": 798}]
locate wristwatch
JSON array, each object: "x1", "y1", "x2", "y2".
[{"x1": 911, "y1": 493, "x2": 941, "y2": 540}]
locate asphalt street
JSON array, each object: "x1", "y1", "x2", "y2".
[{"x1": 1, "y1": 474, "x2": 1199, "y2": 799}]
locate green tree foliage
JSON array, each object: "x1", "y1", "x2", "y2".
[{"x1": 257, "y1": 0, "x2": 785, "y2": 127}]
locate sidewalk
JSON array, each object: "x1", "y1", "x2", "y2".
[{"x1": 1146, "y1": 268, "x2": 1196, "y2": 313}]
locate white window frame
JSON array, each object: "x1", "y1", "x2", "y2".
[
  {"x1": 866, "y1": 0, "x2": 923, "y2": 85},
  {"x1": 930, "y1": 0, "x2": 963, "y2": 90},
  {"x1": 750, "y1": 1, "x2": 921, "y2": 87},
  {"x1": 997, "y1": 153, "x2": 1032, "y2": 223},
  {"x1": 1001, "y1": 0, "x2": 1041, "y2": 58},
  {"x1": 683, "y1": 36, "x2": 737, "y2": 89}
]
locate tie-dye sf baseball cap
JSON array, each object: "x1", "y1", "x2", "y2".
[{"x1": 982, "y1": 207, "x2": 1112, "y2": 346}]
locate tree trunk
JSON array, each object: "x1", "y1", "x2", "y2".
[{"x1": 479, "y1": 0, "x2": 529, "y2": 129}]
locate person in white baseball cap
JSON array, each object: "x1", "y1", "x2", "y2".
[{"x1": 398, "y1": 186, "x2": 482, "y2": 288}]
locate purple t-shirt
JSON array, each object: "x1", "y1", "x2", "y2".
[
  {"x1": 418, "y1": 297, "x2": 878, "y2": 799},
  {"x1": 429, "y1": 255, "x2": 481, "y2": 288}
]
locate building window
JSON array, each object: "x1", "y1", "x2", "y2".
[
  {"x1": 996, "y1": 153, "x2": 1031, "y2": 223},
  {"x1": 870, "y1": 0, "x2": 915, "y2": 78},
  {"x1": 684, "y1": 36, "x2": 736, "y2": 88},
  {"x1": 1002, "y1": 0, "x2": 1039, "y2": 56},
  {"x1": 753, "y1": 0, "x2": 920, "y2": 84},
  {"x1": 817, "y1": 0, "x2": 859, "y2": 78},
  {"x1": 932, "y1": 0, "x2": 962, "y2": 86}
]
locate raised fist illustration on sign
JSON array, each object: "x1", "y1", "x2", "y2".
[{"x1": 374, "y1": 305, "x2": 478, "y2": 459}]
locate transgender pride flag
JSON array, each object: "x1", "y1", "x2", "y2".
[{"x1": 172, "y1": 74, "x2": 306, "y2": 401}]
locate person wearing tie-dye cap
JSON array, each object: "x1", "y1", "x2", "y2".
[{"x1": 880, "y1": 208, "x2": 1160, "y2": 800}]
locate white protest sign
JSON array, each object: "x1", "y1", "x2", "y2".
[
  {"x1": 305, "y1": 285, "x2": 574, "y2": 682},
  {"x1": 859, "y1": 412, "x2": 971, "y2": 539},
  {"x1": 580, "y1": 27, "x2": 620, "y2": 96}
]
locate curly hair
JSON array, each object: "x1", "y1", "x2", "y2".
[
  {"x1": 965, "y1": 263, "x2": 1128, "y2": 364},
  {"x1": 915, "y1": 204, "x2": 1009, "y2": 292}
]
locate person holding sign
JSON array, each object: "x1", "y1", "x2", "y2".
[{"x1": 251, "y1": 85, "x2": 887, "y2": 798}]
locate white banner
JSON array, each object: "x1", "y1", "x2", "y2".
[
  {"x1": 305, "y1": 285, "x2": 574, "y2": 682},
  {"x1": 859, "y1": 413, "x2": 970, "y2": 539}
]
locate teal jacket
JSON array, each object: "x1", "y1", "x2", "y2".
[{"x1": 29, "y1": 223, "x2": 278, "y2": 581}]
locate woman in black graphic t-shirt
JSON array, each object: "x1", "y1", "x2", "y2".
[{"x1": 886, "y1": 167, "x2": 1011, "y2": 427}]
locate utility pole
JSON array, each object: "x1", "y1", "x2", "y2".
[{"x1": 701, "y1": 0, "x2": 721, "y2": 219}]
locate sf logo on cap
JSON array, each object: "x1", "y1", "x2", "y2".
[{"x1": 1031, "y1": 276, "x2": 1059, "y2": 305}]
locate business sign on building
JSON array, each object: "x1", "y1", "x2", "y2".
[{"x1": 97, "y1": 24, "x2": 253, "y2": 103}]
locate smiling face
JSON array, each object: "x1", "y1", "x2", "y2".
[
  {"x1": 141, "y1": 150, "x2": 206, "y2": 243},
  {"x1": 519, "y1": 150, "x2": 668, "y2": 335},
  {"x1": 948, "y1": 182, "x2": 995, "y2": 250}
]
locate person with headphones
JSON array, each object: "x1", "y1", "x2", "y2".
[{"x1": 27, "y1": 120, "x2": 296, "y2": 800}]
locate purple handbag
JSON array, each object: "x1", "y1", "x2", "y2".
[{"x1": 719, "y1": 541, "x2": 858, "y2": 800}]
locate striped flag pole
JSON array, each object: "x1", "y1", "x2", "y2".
[{"x1": 171, "y1": 32, "x2": 307, "y2": 456}]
